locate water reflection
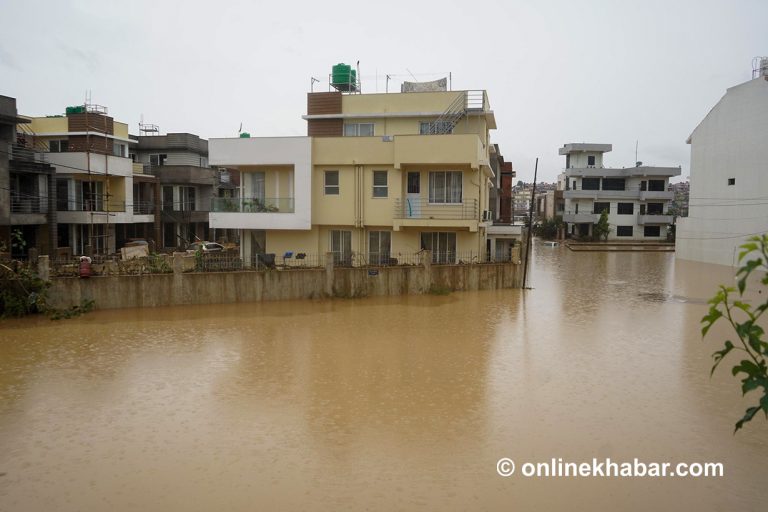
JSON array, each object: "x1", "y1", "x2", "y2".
[{"x1": 0, "y1": 242, "x2": 766, "y2": 510}]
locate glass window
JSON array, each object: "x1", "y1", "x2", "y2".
[
  {"x1": 647, "y1": 203, "x2": 664, "y2": 215},
  {"x1": 419, "y1": 121, "x2": 453, "y2": 135},
  {"x1": 429, "y1": 171, "x2": 462, "y2": 203},
  {"x1": 373, "y1": 170, "x2": 388, "y2": 198},
  {"x1": 343, "y1": 123, "x2": 374, "y2": 136},
  {"x1": 602, "y1": 178, "x2": 626, "y2": 191},
  {"x1": 648, "y1": 180, "x2": 665, "y2": 191},
  {"x1": 407, "y1": 172, "x2": 420, "y2": 194},
  {"x1": 330, "y1": 230, "x2": 352, "y2": 265},
  {"x1": 368, "y1": 231, "x2": 391, "y2": 265},
  {"x1": 324, "y1": 170, "x2": 339, "y2": 195},
  {"x1": 644, "y1": 225, "x2": 661, "y2": 237},
  {"x1": 617, "y1": 203, "x2": 634, "y2": 214},
  {"x1": 49, "y1": 140, "x2": 69, "y2": 153},
  {"x1": 587, "y1": 155, "x2": 596, "y2": 166},
  {"x1": 593, "y1": 202, "x2": 610, "y2": 214},
  {"x1": 582, "y1": 178, "x2": 600, "y2": 190},
  {"x1": 616, "y1": 226, "x2": 633, "y2": 237},
  {"x1": 421, "y1": 232, "x2": 457, "y2": 264}
]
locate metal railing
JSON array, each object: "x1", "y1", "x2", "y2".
[
  {"x1": 7, "y1": 143, "x2": 49, "y2": 163},
  {"x1": 10, "y1": 197, "x2": 47, "y2": 213},
  {"x1": 57, "y1": 199, "x2": 126, "y2": 212},
  {"x1": 393, "y1": 198, "x2": 478, "y2": 220},
  {"x1": 133, "y1": 201, "x2": 155, "y2": 215},
  {"x1": 211, "y1": 197, "x2": 295, "y2": 213}
]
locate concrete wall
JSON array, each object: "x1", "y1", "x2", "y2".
[
  {"x1": 45, "y1": 257, "x2": 521, "y2": 310},
  {"x1": 676, "y1": 77, "x2": 768, "y2": 267}
]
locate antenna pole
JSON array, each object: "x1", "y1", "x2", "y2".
[{"x1": 522, "y1": 158, "x2": 538, "y2": 290}]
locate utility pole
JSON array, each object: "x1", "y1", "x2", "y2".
[{"x1": 522, "y1": 157, "x2": 538, "y2": 289}]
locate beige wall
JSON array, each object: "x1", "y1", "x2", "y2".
[{"x1": 342, "y1": 91, "x2": 464, "y2": 115}]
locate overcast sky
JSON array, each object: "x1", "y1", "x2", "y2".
[{"x1": 2, "y1": 0, "x2": 766, "y2": 182}]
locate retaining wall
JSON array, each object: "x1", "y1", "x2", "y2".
[{"x1": 45, "y1": 255, "x2": 521, "y2": 310}]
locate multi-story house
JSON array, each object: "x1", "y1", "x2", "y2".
[
  {"x1": 560, "y1": 143, "x2": 681, "y2": 240},
  {"x1": 486, "y1": 145, "x2": 520, "y2": 261},
  {"x1": 20, "y1": 104, "x2": 153, "y2": 255},
  {"x1": 1, "y1": 95, "x2": 56, "y2": 256},
  {"x1": 676, "y1": 59, "x2": 768, "y2": 266},
  {"x1": 130, "y1": 131, "x2": 216, "y2": 251},
  {"x1": 209, "y1": 86, "x2": 504, "y2": 265}
]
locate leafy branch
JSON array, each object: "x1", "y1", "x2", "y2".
[{"x1": 702, "y1": 234, "x2": 768, "y2": 432}]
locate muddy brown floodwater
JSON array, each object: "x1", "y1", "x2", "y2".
[{"x1": 1, "y1": 242, "x2": 767, "y2": 511}]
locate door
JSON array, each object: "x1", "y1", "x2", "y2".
[{"x1": 406, "y1": 171, "x2": 420, "y2": 218}]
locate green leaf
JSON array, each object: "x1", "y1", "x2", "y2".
[
  {"x1": 761, "y1": 394, "x2": 768, "y2": 418},
  {"x1": 710, "y1": 341, "x2": 734, "y2": 376},
  {"x1": 732, "y1": 360, "x2": 760, "y2": 377},
  {"x1": 734, "y1": 406, "x2": 760, "y2": 433}
]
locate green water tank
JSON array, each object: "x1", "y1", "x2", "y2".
[
  {"x1": 239, "y1": 132, "x2": 251, "y2": 138},
  {"x1": 332, "y1": 63, "x2": 351, "y2": 85},
  {"x1": 65, "y1": 105, "x2": 85, "y2": 115}
]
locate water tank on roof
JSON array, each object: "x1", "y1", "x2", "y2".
[{"x1": 331, "y1": 63, "x2": 357, "y2": 92}]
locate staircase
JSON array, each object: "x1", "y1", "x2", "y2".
[{"x1": 424, "y1": 90, "x2": 486, "y2": 135}]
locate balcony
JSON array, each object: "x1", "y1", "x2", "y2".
[
  {"x1": 133, "y1": 201, "x2": 155, "y2": 215},
  {"x1": 11, "y1": 197, "x2": 47, "y2": 214},
  {"x1": 563, "y1": 189, "x2": 641, "y2": 199},
  {"x1": 564, "y1": 166, "x2": 681, "y2": 178},
  {"x1": 392, "y1": 198, "x2": 480, "y2": 231},
  {"x1": 637, "y1": 213, "x2": 674, "y2": 225},
  {"x1": 211, "y1": 197, "x2": 295, "y2": 213},
  {"x1": 640, "y1": 190, "x2": 674, "y2": 201},
  {"x1": 562, "y1": 211, "x2": 598, "y2": 223}
]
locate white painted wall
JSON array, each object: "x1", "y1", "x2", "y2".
[
  {"x1": 676, "y1": 77, "x2": 768, "y2": 266},
  {"x1": 208, "y1": 137, "x2": 312, "y2": 231}
]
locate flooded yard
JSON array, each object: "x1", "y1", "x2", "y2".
[{"x1": 0, "y1": 243, "x2": 766, "y2": 510}]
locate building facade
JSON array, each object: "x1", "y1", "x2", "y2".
[
  {"x1": 1, "y1": 96, "x2": 57, "y2": 256},
  {"x1": 130, "y1": 132, "x2": 216, "y2": 251},
  {"x1": 560, "y1": 143, "x2": 680, "y2": 240},
  {"x1": 20, "y1": 105, "x2": 152, "y2": 255},
  {"x1": 210, "y1": 88, "x2": 510, "y2": 265},
  {"x1": 676, "y1": 71, "x2": 768, "y2": 266}
]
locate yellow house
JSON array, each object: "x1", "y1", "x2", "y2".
[{"x1": 209, "y1": 88, "x2": 500, "y2": 265}]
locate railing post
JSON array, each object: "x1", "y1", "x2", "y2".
[
  {"x1": 325, "y1": 251, "x2": 334, "y2": 296},
  {"x1": 38, "y1": 255, "x2": 50, "y2": 281}
]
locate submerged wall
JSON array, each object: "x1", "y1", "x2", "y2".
[{"x1": 45, "y1": 255, "x2": 522, "y2": 310}]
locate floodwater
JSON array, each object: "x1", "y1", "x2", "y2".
[{"x1": 0, "y1": 243, "x2": 766, "y2": 511}]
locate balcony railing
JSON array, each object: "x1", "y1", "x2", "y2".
[
  {"x1": 57, "y1": 199, "x2": 126, "y2": 212},
  {"x1": 133, "y1": 201, "x2": 155, "y2": 215},
  {"x1": 7, "y1": 143, "x2": 49, "y2": 163},
  {"x1": 10, "y1": 197, "x2": 47, "y2": 214},
  {"x1": 637, "y1": 213, "x2": 673, "y2": 225},
  {"x1": 211, "y1": 197, "x2": 295, "y2": 213},
  {"x1": 393, "y1": 198, "x2": 478, "y2": 220}
]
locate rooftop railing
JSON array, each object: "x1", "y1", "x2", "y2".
[{"x1": 211, "y1": 197, "x2": 295, "y2": 213}]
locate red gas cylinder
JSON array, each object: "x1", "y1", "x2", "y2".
[{"x1": 79, "y1": 256, "x2": 92, "y2": 278}]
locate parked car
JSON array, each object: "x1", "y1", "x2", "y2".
[{"x1": 186, "y1": 241, "x2": 224, "y2": 253}]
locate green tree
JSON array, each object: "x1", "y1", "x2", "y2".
[
  {"x1": 534, "y1": 216, "x2": 563, "y2": 240},
  {"x1": 593, "y1": 209, "x2": 610, "y2": 241},
  {"x1": 702, "y1": 235, "x2": 768, "y2": 432}
]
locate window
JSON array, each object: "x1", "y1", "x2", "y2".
[
  {"x1": 582, "y1": 178, "x2": 600, "y2": 190},
  {"x1": 373, "y1": 170, "x2": 388, "y2": 198},
  {"x1": 587, "y1": 155, "x2": 596, "y2": 166},
  {"x1": 56, "y1": 179, "x2": 70, "y2": 211},
  {"x1": 180, "y1": 186, "x2": 196, "y2": 211},
  {"x1": 421, "y1": 232, "x2": 456, "y2": 264},
  {"x1": 616, "y1": 226, "x2": 633, "y2": 237},
  {"x1": 428, "y1": 171, "x2": 462, "y2": 203},
  {"x1": 343, "y1": 123, "x2": 374, "y2": 136},
  {"x1": 49, "y1": 140, "x2": 69, "y2": 153},
  {"x1": 644, "y1": 225, "x2": 661, "y2": 237},
  {"x1": 149, "y1": 154, "x2": 167, "y2": 166},
  {"x1": 163, "y1": 223, "x2": 176, "y2": 248},
  {"x1": 129, "y1": 153, "x2": 137, "y2": 162},
  {"x1": 593, "y1": 202, "x2": 610, "y2": 214},
  {"x1": 419, "y1": 121, "x2": 453, "y2": 135},
  {"x1": 330, "y1": 230, "x2": 352, "y2": 266},
  {"x1": 728, "y1": 178, "x2": 735, "y2": 186},
  {"x1": 648, "y1": 180, "x2": 665, "y2": 191},
  {"x1": 566, "y1": 155, "x2": 571, "y2": 169},
  {"x1": 647, "y1": 203, "x2": 664, "y2": 215},
  {"x1": 602, "y1": 178, "x2": 626, "y2": 191},
  {"x1": 113, "y1": 142, "x2": 126, "y2": 157},
  {"x1": 617, "y1": 203, "x2": 634, "y2": 215},
  {"x1": 162, "y1": 186, "x2": 174, "y2": 212},
  {"x1": 368, "y1": 231, "x2": 391, "y2": 265},
  {"x1": 324, "y1": 170, "x2": 339, "y2": 195},
  {"x1": 407, "y1": 172, "x2": 420, "y2": 194},
  {"x1": 640, "y1": 180, "x2": 647, "y2": 191}
]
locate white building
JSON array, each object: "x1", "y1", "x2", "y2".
[
  {"x1": 560, "y1": 143, "x2": 681, "y2": 240},
  {"x1": 676, "y1": 64, "x2": 768, "y2": 266}
]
